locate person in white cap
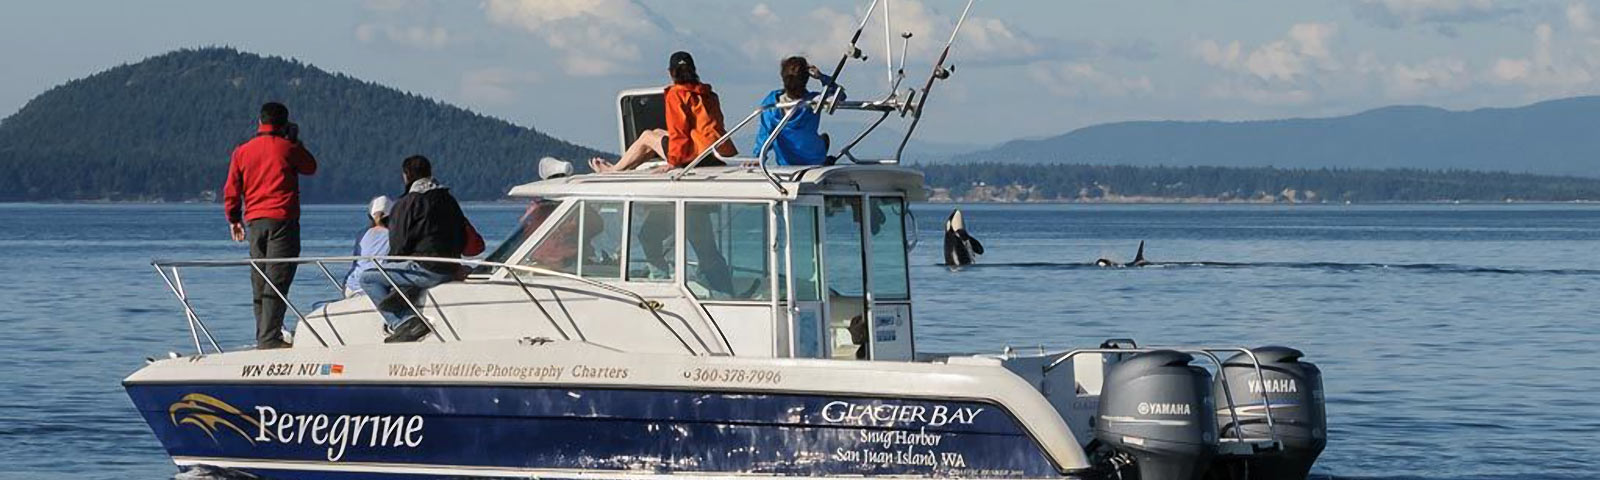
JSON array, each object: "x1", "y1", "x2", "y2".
[{"x1": 343, "y1": 195, "x2": 393, "y2": 295}]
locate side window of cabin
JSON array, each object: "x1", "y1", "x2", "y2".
[
  {"x1": 581, "y1": 201, "x2": 624, "y2": 279},
  {"x1": 823, "y1": 197, "x2": 868, "y2": 359},
  {"x1": 684, "y1": 203, "x2": 770, "y2": 301},
  {"x1": 868, "y1": 197, "x2": 910, "y2": 301},
  {"x1": 518, "y1": 200, "x2": 622, "y2": 278},
  {"x1": 784, "y1": 205, "x2": 823, "y2": 302},
  {"x1": 628, "y1": 202, "x2": 676, "y2": 281}
]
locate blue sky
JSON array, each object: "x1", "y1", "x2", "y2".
[{"x1": 3, "y1": 0, "x2": 1599, "y2": 152}]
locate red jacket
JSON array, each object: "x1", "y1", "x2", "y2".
[
  {"x1": 224, "y1": 124, "x2": 317, "y2": 223},
  {"x1": 664, "y1": 82, "x2": 738, "y2": 167}
]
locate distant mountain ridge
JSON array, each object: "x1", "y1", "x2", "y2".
[
  {"x1": 957, "y1": 97, "x2": 1600, "y2": 177},
  {"x1": 0, "y1": 47, "x2": 604, "y2": 202}
]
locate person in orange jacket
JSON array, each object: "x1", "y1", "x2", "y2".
[{"x1": 591, "y1": 51, "x2": 738, "y2": 173}]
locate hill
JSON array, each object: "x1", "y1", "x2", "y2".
[
  {"x1": 957, "y1": 98, "x2": 1600, "y2": 177},
  {"x1": 0, "y1": 47, "x2": 604, "y2": 202}
]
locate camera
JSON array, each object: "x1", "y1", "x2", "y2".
[{"x1": 283, "y1": 122, "x2": 300, "y2": 144}]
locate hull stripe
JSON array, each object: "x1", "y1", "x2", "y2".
[{"x1": 172, "y1": 456, "x2": 1069, "y2": 480}]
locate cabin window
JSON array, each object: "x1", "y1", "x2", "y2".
[
  {"x1": 627, "y1": 202, "x2": 676, "y2": 281},
  {"x1": 786, "y1": 205, "x2": 822, "y2": 302},
  {"x1": 684, "y1": 202, "x2": 770, "y2": 301},
  {"x1": 867, "y1": 197, "x2": 910, "y2": 301},
  {"x1": 477, "y1": 199, "x2": 559, "y2": 275},
  {"x1": 824, "y1": 196, "x2": 867, "y2": 359},
  {"x1": 519, "y1": 200, "x2": 621, "y2": 278},
  {"x1": 580, "y1": 201, "x2": 624, "y2": 279},
  {"x1": 520, "y1": 202, "x2": 583, "y2": 274}
]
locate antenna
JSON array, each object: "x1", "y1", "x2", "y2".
[
  {"x1": 817, "y1": 0, "x2": 881, "y2": 114},
  {"x1": 883, "y1": 0, "x2": 895, "y2": 86},
  {"x1": 895, "y1": 0, "x2": 977, "y2": 162}
]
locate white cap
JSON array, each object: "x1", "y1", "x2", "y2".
[
  {"x1": 539, "y1": 157, "x2": 574, "y2": 180},
  {"x1": 368, "y1": 195, "x2": 393, "y2": 218}
]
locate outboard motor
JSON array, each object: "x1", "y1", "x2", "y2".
[
  {"x1": 1212, "y1": 346, "x2": 1326, "y2": 480},
  {"x1": 1095, "y1": 350, "x2": 1218, "y2": 480}
]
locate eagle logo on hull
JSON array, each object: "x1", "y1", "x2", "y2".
[{"x1": 168, "y1": 393, "x2": 261, "y2": 444}]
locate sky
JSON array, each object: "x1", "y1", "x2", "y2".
[{"x1": 4, "y1": 0, "x2": 1600, "y2": 153}]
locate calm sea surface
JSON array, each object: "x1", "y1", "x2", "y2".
[{"x1": 1, "y1": 203, "x2": 1597, "y2": 479}]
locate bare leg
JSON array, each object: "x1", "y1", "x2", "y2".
[{"x1": 593, "y1": 129, "x2": 668, "y2": 173}]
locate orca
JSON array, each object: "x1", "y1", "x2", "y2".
[
  {"x1": 1096, "y1": 241, "x2": 1151, "y2": 267},
  {"x1": 943, "y1": 209, "x2": 985, "y2": 267}
]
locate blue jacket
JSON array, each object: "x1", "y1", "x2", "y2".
[
  {"x1": 753, "y1": 79, "x2": 843, "y2": 166},
  {"x1": 344, "y1": 226, "x2": 390, "y2": 293}
]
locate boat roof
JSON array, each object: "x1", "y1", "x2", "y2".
[{"x1": 508, "y1": 164, "x2": 927, "y2": 201}]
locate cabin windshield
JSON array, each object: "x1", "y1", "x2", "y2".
[{"x1": 476, "y1": 198, "x2": 561, "y2": 274}]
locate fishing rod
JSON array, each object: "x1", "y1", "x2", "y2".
[
  {"x1": 816, "y1": 0, "x2": 880, "y2": 114},
  {"x1": 895, "y1": 0, "x2": 977, "y2": 162}
]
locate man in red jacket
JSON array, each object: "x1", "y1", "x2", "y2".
[{"x1": 223, "y1": 102, "x2": 317, "y2": 349}]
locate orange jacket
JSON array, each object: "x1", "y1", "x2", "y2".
[{"x1": 664, "y1": 82, "x2": 738, "y2": 166}]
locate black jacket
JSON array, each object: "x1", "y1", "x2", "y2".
[{"x1": 388, "y1": 177, "x2": 468, "y2": 274}]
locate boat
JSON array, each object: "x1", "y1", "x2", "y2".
[{"x1": 125, "y1": 2, "x2": 1327, "y2": 479}]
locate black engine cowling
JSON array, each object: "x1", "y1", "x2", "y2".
[
  {"x1": 1095, "y1": 350, "x2": 1218, "y2": 480},
  {"x1": 1212, "y1": 346, "x2": 1327, "y2": 480}
]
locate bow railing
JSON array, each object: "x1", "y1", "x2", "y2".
[{"x1": 150, "y1": 256, "x2": 716, "y2": 357}]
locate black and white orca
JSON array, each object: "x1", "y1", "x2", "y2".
[
  {"x1": 1095, "y1": 241, "x2": 1151, "y2": 267},
  {"x1": 943, "y1": 209, "x2": 985, "y2": 267}
]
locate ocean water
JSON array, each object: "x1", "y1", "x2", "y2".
[{"x1": 1, "y1": 202, "x2": 1597, "y2": 480}]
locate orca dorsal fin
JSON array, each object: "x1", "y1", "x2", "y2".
[{"x1": 1132, "y1": 241, "x2": 1148, "y2": 265}]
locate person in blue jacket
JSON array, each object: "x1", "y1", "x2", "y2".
[{"x1": 753, "y1": 56, "x2": 843, "y2": 166}]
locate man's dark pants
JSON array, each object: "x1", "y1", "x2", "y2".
[{"x1": 247, "y1": 218, "x2": 300, "y2": 345}]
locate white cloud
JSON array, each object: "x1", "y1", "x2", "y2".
[
  {"x1": 460, "y1": 68, "x2": 542, "y2": 104},
  {"x1": 1489, "y1": 23, "x2": 1596, "y2": 92},
  {"x1": 1567, "y1": 2, "x2": 1594, "y2": 31},
  {"x1": 1027, "y1": 61, "x2": 1153, "y2": 98},
  {"x1": 1195, "y1": 21, "x2": 1479, "y2": 103},
  {"x1": 1353, "y1": 0, "x2": 1517, "y2": 27},
  {"x1": 355, "y1": 23, "x2": 451, "y2": 50},
  {"x1": 482, "y1": 0, "x2": 661, "y2": 76},
  {"x1": 750, "y1": 4, "x2": 779, "y2": 26},
  {"x1": 741, "y1": 0, "x2": 1048, "y2": 70},
  {"x1": 1196, "y1": 23, "x2": 1339, "y2": 82},
  {"x1": 1384, "y1": 57, "x2": 1471, "y2": 97}
]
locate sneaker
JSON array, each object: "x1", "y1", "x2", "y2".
[
  {"x1": 257, "y1": 338, "x2": 293, "y2": 350},
  {"x1": 384, "y1": 317, "x2": 433, "y2": 343}
]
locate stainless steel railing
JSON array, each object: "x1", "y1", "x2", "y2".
[{"x1": 150, "y1": 256, "x2": 712, "y2": 356}]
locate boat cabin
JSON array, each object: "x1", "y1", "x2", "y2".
[
  {"x1": 500, "y1": 165, "x2": 923, "y2": 359},
  {"x1": 292, "y1": 87, "x2": 929, "y2": 360}
]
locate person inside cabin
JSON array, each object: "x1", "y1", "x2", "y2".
[
  {"x1": 359, "y1": 155, "x2": 484, "y2": 343},
  {"x1": 343, "y1": 196, "x2": 393, "y2": 295},
  {"x1": 590, "y1": 51, "x2": 738, "y2": 173},
  {"x1": 752, "y1": 56, "x2": 842, "y2": 166}
]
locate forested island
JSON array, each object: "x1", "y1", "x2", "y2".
[
  {"x1": 0, "y1": 48, "x2": 601, "y2": 202},
  {"x1": 919, "y1": 163, "x2": 1600, "y2": 203}
]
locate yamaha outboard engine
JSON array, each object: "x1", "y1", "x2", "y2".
[
  {"x1": 1212, "y1": 346, "x2": 1326, "y2": 480},
  {"x1": 1095, "y1": 350, "x2": 1218, "y2": 480}
]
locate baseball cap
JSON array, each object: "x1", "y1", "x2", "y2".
[
  {"x1": 368, "y1": 196, "x2": 393, "y2": 217},
  {"x1": 669, "y1": 51, "x2": 695, "y2": 70}
]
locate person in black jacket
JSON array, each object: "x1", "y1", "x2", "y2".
[{"x1": 358, "y1": 155, "x2": 473, "y2": 343}]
